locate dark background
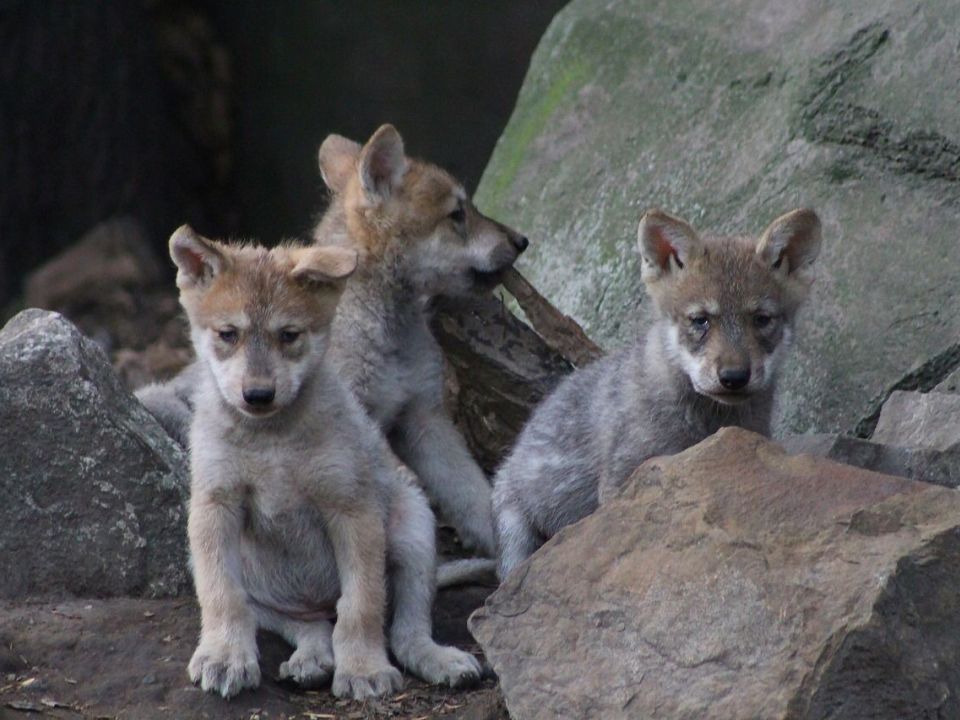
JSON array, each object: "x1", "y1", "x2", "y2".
[{"x1": 0, "y1": 0, "x2": 565, "y2": 310}]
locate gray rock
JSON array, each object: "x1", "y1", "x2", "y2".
[
  {"x1": 935, "y1": 366, "x2": 960, "y2": 394},
  {"x1": 470, "y1": 428, "x2": 960, "y2": 720},
  {"x1": 872, "y1": 390, "x2": 960, "y2": 451},
  {"x1": 476, "y1": 0, "x2": 960, "y2": 437},
  {"x1": 781, "y1": 433, "x2": 960, "y2": 488},
  {"x1": 0, "y1": 309, "x2": 190, "y2": 599}
]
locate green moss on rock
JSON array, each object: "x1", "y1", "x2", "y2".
[{"x1": 476, "y1": 0, "x2": 960, "y2": 435}]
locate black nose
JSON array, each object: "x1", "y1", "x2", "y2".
[
  {"x1": 718, "y1": 368, "x2": 751, "y2": 391},
  {"x1": 243, "y1": 387, "x2": 275, "y2": 406},
  {"x1": 512, "y1": 234, "x2": 529, "y2": 252}
]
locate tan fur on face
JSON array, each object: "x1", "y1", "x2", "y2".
[
  {"x1": 338, "y1": 161, "x2": 459, "y2": 261},
  {"x1": 315, "y1": 125, "x2": 525, "y2": 299},
  {"x1": 170, "y1": 227, "x2": 357, "y2": 417},
  {"x1": 637, "y1": 208, "x2": 821, "y2": 401},
  {"x1": 180, "y1": 244, "x2": 347, "y2": 334}
]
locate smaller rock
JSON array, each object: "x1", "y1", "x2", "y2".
[
  {"x1": 872, "y1": 390, "x2": 960, "y2": 451},
  {"x1": 0, "y1": 309, "x2": 190, "y2": 599},
  {"x1": 780, "y1": 434, "x2": 960, "y2": 489}
]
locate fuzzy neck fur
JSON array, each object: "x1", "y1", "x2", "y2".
[{"x1": 314, "y1": 199, "x2": 442, "y2": 427}]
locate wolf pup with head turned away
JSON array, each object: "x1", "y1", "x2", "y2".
[
  {"x1": 170, "y1": 227, "x2": 480, "y2": 701},
  {"x1": 315, "y1": 124, "x2": 529, "y2": 556},
  {"x1": 492, "y1": 208, "x2": 822, "y2": 579}
]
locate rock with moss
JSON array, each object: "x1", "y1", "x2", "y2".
[{"x1": 476, "y1": 0, "x2": 960, "y2": 436}]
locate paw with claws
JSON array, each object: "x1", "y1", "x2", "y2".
[
  {"x1": 188, "y1": 637, "x2": 260, "y2": 699},
  {"x1": 408, "y1": 642, "x2": 483, "y2": 688},
  {"x1": 279, "y1": 646, "x2": 335, "y2": 688},
  {"x1": 332, "y1": 659, "x2": 404, "y2": 700}
]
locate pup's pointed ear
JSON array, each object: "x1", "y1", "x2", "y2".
[
  {"x1": 357, "y1": 124, "x2": 407, "y2": 203},
  {"x1": 318, "y1": 134, "x2": 361, "y2": 193},
  {"x1": 292, "y1": 246, "x2": 359, "y2": 286},
  {"x1": 637, "y1": 209, "x2": 702, "y2": 281},
  {"x1": 169, "y1": 225, "x2": 225, "y2": 289},
  {"x1": 755, "y1": 208, "x2": 822, "y2": 276}
]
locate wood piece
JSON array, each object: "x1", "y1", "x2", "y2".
[
  {"x1": 432, "y1": 295, "x2": 574, "y2": 473},
  {"x1": 500, "y1": 267, "x2": 604, "y2": 368}
]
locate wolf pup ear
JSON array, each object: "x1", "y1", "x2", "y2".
[
  {"x1": 292, "y1": 246, "x2": 359, "y2": 286},
  {"x1": 169, "y1": 225, "x2": 225, "y2": 289},
  {"x1": 755, "y1": 208, "x2": 822, "y2": 276},
  {"x1": 318, "y1": 134, "x2": 362, "y2": 193},
  {"x1": 637, "y1": 209, "x2": 702, "y2": 281},
  {"x1": 357, "y1": 124, "x2": 407, "y2": 203}
]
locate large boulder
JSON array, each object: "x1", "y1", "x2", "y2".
[
  {"x1": 470, "y1": 428, "x2": 960, "y2": 719},
  {"x1": 476, "y1": 0, "x2": 960, "y2": 436},
  {"x1": 0, "y1": 309, "x2": 190, "y2": 599}
]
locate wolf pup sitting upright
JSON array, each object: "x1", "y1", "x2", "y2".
[
  {"x1": 170, "y1": 226, "x2": 481, "y2": 700},
  {"x1": 492, "y1": 208, "x2": 822, "y2": 579},
  {"x1": 315, "y1": 124, "x2": 529, "y2": 556}
]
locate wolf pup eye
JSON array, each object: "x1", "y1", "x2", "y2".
[
  {"x1": 448, "y1": 202, "x2": 466, "y2": 225},
  {"x1": 279, "y1": 329, "x2": 301, "y2": 345},
  {"x1": 689, "y1": 315, "x2": 710, "y2": 330},
  {"x1": 218, "y1": 328, "x2": 238, "y2": 344},
  {"x1": 753, "y1": 313, "x2": 773, "y2": 329}
]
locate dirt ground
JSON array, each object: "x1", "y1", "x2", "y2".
[{"x1": 0, "y1": 584, "x2": 505, "y2": 720}]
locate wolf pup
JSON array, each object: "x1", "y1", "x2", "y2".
[
  {"x1": 315, "y1": 124, "x2": 529, "y2": 556},
  {"x1": 171, "y1": 226, "x2": 481, "y2": 700},
  {"x1": 492, "y1": 208, "x2": 822, "y2": 579}
]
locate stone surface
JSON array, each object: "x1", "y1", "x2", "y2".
[
  {"x1": 936, "y1": 367, "x2": 960, "y2": 394},
  {"x1": 0, "y1": 309, "x2": 190, "y2": 599},
  {"x1": 872, "y1": 390, "x2": 960, "y2": 451},
  {"x1": 476, "y1": 0, "x2": 960, "y2": 436},
  {"x1": 470, "y1": 428, "x2": 960, "y2": 720},
  {"x1": 781, "y1": 433, "x2": 960, "y2": 488}
]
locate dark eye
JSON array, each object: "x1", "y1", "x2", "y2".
[
  {"x1": 689, "y1": 315, "x2": 710, "y2": 330},
  {"x1": 449, "y1": 203, "x2": 466, "y2": 224},
  {"x1": 279, "y1": 329, "x2": 301, "y2": 344},
  {"x1": 753, "y1": 313, "x2": 773, "y2": 329},
  {"x1": 218, "y1": 328, "x2": 238, "y2": 344}
]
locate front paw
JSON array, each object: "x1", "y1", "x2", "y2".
[
  {"x1": 188, "y1": 638, "x2": 260, "y2": 699},
  {"x1": 332, "y1": 659, "x2": 404, "y2": 700},
  {"x1": 408, "y1": 643, "x2": 482, "y2": 688},
  {"x1": 279, "y1": 647, "x2": 334, "y2": 688}
]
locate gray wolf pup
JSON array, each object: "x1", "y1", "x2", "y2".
[
  {"x1": 171, "y1": 226, "x2": 481, "y2": 700},
  {"x1": 492, "y1": 208, "x2": 822, "y2": 579},
  {"x1": 315, "y1": 124, "x2": 529, "y2": 556}
]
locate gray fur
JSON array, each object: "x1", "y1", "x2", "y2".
[
  {"x1": 492, "y1": 209, "x2": 821, "y2": 580},
  {"x1": 134, "y1": 361, "x2": 200, "y2": 446}
]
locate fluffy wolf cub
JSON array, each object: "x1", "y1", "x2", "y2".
[
  {"x1": 315, "y1": 124, "x2": 529, "y2": 556},
  {"x1": 137, "y1": 124, "x2": 527, "y2": 559},
  {"x1": 171, "y1": 226, "x2": 481, "y2": 700},
  {"x1": 492, "y1": 208, "x2": 822, "y2": 579}
]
